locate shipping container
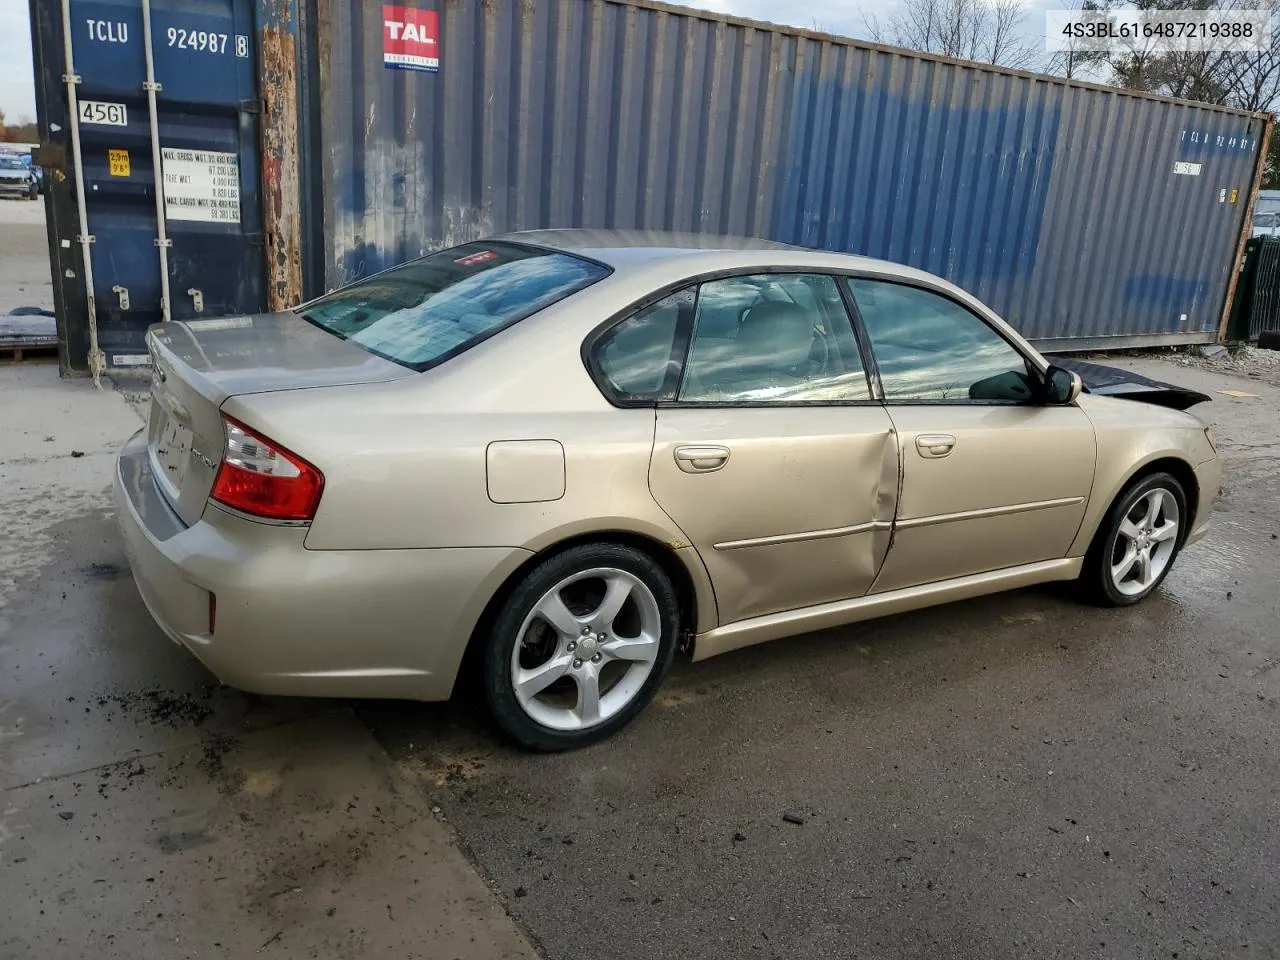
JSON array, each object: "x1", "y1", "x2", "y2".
[
  {"x1": 31, "y1": 0, "x2": 1274, "y2": 375},
  {"x1": 30, "y1": 0, "x2": 273, "y2": 376}
]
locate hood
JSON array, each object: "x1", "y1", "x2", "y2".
[
  {"x1": 147, "y1": 310, "x2": 415, "y2": 403},
  {"x1": 1051, "y1": 357, "x2": 1211, "y2": 411}
]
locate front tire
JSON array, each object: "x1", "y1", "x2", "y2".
[
  {"x1": 1079, "y1": 472, "x2": 1186, "y2": 606},
  {"x1": 482, "y1": 544, "x2": 680, "y2": 751}
]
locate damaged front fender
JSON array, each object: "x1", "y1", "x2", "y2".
[{"x1": 1050, "y1": 357, "x2": 1212, "y2": 411}]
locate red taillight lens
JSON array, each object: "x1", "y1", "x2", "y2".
[{"x1": 210, "y1": 415, "x2": 324, "y2": 521}]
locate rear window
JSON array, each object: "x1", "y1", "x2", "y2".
[{"x1": 298, "y1": 241, "x2": 610, "y2": 370}]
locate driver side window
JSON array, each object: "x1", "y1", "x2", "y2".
[{"x1": 848, "y1": 280, "x2": 1035, "y2": 403}]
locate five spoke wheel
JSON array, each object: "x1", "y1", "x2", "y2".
[
  {"x1": 1109, "y1": 487, "x2": 1180, "y2": 597},
  {"x1": 508, "y1": 566, "x2": 665, "y2": 734}
]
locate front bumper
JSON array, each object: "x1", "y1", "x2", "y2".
[
  {"x1": 0, "y1": 180, "x2": 34, "y2": 197},
  {"x1": 113, "y1": 429, "x2": 530, "y2": 701}
]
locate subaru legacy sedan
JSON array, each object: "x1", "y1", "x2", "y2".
[{"x1": 115, "y1": 231, "x2": 1220, "y2": 750}]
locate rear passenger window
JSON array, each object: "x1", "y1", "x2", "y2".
[
  {"x1": 679, "y1": 274, "x2": 871, "y2": 403},
  {"x1": 592, "y1": 290, "x2": 692, "y2": 402}
]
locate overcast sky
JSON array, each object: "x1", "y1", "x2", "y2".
[
  {"x1": 0, "y1": 0, "x2": 1051, "y2": 123},
  {"x1": 1, "y1": 3, "x2": 35, "y2": 122}
]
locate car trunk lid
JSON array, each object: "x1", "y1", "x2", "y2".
[{"x1": 145, "y1": 311, "x2": 414, "y2": 526}]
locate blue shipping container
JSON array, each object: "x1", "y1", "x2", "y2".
[
  {"x1": 314, "y1": 0, "x2": 1269, "y2": 350},
  {"x1": 31, "y1": 0, "x2": 266, "y2": 374},
  {"x1": 32, "y1": 0, "x2": 1272, "y2": 371}
]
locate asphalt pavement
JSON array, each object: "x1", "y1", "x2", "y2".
[
  {"x1": 1, "y1": 298, "x2": 1278, "y2": 956},
  {"x1": 365, "y1": 355, "x2": 1280, "y2": 960}
]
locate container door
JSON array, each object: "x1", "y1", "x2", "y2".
[{"x1": 68, "y1": 0, "x2": 264, "y2": 371}]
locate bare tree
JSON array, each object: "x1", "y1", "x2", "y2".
[
  {"x1": 1046, "y1": 0, "x2": 1110, "y2": 79},
  {"x1": 1214, "y1": 0, "x2": 1280, "y2": 110},
  {"x1": 864, "y1": 0, "x2": 1041, "y2": 68}
]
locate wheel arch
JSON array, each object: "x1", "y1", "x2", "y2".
[
  {"x1": 1074, "y1": 453, "x2": 1200, "y2": 556},
  {"x1": 453, "y1": 528, "x2": 716, "y2": 695}
]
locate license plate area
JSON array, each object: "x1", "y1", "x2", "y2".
[{"x1": 149, "y1": 407, "x2": 194, "y2": 503}]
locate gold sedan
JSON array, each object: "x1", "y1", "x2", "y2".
[{"x1": 115, "y1": 232, "x2": 1220, "y2": 750}]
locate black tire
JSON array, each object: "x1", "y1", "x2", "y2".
[
  {"x1": 1078, "y1": 471, "x2": 1187, "y2": 607},
  {"x1": 483, "y1": 543, "x2": 680, "y2": 751}
]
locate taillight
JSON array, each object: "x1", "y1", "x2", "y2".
[{"x1": 210, "y1": 415, "x2": 324, "y2": 521}]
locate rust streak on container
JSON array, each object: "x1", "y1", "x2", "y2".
[{"x1": 259, "y1": 15, "x2": 302, "y2": 311}]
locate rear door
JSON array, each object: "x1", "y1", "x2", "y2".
[
  {"x1": 845, "y1": 278, "x2": 1097, "y2": 593},
  {"x1": 591, "y1": 273, "x2": 899, "y2": 627}
]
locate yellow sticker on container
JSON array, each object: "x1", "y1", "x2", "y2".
[
  {"x1": 1230, "y1": 188, "x2": 1240, "y2": 204},
  {"x1": 108, "y1": 149, "x2": 130, "y2": 177}
]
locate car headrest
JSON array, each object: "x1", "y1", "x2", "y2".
[{"x1": 737, "y1": 301, "x2": 813, "y2": 368}]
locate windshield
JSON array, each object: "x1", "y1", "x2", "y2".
[
  {"x1": 0, "y1": 157, "x2": 25, "y2": 170},
  {"x1": 299, "y1": 241, "x2": 610, "y2": 371}
]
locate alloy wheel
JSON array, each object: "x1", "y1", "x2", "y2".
[
  {"x1": 510, "y1": 567, "x2": 663, "y2": 731},
  {"x1": 1109, "y1": 487, "x2": 1180, "y2": 597}
]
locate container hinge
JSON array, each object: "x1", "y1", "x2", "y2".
[
  {"x1": 154, "y1": 237, "x2": 173, "y2": 248},
  {"x1": 187, "y1": 288, "x2": 205, "y2": 313},
  {"x1": 143, "y1": 81, "x2": 162, "y2": 93},
  {"x1": 76, "y1": 234, "x2": 95, "y2": 244},
  {"x1": 245, "y1": 232, "x2": 266, "y2": 247},
  {"x1": 62, "y1": 72, "x2": 81, "y2": 85},
  {"x1": 239, "y1": 98, "x2": 263, "y2": 115}
]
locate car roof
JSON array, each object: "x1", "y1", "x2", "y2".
[
  {"x1": 499, "y1": 228, "x2": 799, "y2": 260},
  {"x1": 497, "y1": 227, "x2": 941, "y2": 286}
]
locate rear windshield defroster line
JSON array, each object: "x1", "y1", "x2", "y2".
[{"x1": 298, "y1": 241, "x2": 612, "y2": 371}]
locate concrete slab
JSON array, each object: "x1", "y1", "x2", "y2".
[
  {"x1": 0, "y1": 199, "x2": 54, "y2": 317},
  {"x1": 0, "y1": 367, "x2": 540, "y2": 960},
  {"x1": 0, "y1": 510, "x2": 323, "y2": 790},
  {"x1": 0, "y1": 365, "x2": 143, "y2": 614},
  {"x1": 1, "y1": 710, "x2": 538, "y2": 960}
]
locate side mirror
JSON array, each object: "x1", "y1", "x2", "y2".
[{"x1": 1043, "y1": 365, "x2": 1083, "y2": 405}]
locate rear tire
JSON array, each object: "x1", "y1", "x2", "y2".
[
  {"x1": 482, "y1": 543, "x2": 680, "y2": 751},
  {"x1": 1078, "y1": 472, "x2": 1186, "y2": 607}
]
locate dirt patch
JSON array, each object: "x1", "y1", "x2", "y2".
[{"x1": 94, "y1": 685, "x2": 217, "y2": 727}]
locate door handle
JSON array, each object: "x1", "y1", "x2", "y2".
[
  {"x1": 916, "y1": 434, "x2": 956, "y2": 458},
  {"x1": 674, "y1": 445, "x2": 731, "y2": 473}
]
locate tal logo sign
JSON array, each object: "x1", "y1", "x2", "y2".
[{"x1": 383, "y1": 6, "x2": 439, "y2": 73}]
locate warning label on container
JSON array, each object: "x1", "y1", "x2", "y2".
[
  {"x1": 161, "y1": 148, "x2": 240, "y2": 223},
  {"x1": 383, "y1": 6, "x2": 439, "y2": 72}
]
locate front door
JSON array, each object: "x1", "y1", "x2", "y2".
[
  {"x1": 644, "y1": 273, "x2": 899, "y2": 625},
  {"x1": 844, "y1": 278, "x2": 1097, "y2": 593}
]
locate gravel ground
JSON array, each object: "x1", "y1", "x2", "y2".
[{"x1": 1122, "y1": 342, "x2": 1280, "y2": 388}]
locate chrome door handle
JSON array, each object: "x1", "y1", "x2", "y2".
[
  {"x1": 916, "y1": 434, "x2": 956, "y2": 458},
  {"x1": 674, "y1": 445, "x2": 731, "y2": 473}
]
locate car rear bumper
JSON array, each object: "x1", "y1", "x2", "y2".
[{"x1": 114, "y1": 429, "x2": 531, "y2": 701}]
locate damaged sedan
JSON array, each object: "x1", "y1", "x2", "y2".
[{"x1": 115, "y1": 231, "x2": 1220, "y2": 750}]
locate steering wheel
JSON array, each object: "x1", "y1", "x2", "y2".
[{"x1": 804, "y1": 326, "x2": 830, "y2": 375}]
